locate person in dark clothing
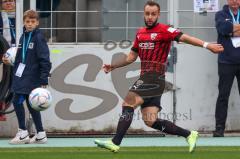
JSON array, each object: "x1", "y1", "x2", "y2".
[
  {"x1": 2, "y1": 9, "x2": 51, "y2": 144},
  {"x1": 94, "y1": 1, "x2": 224, "y2": 153},
  {"x1": 214, "y1": 0, "x2": 240, "y2": 137},
  {"x1": 0, "y1": 0, "x2": 16, "y2": 46}
]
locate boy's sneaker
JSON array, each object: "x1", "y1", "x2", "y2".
[
  {"x1": 9, "y1": 128, "x2": 30, "y2": 144},
  {"x1": 29, "y1": 131, "x2": 47, "y2": 144},
  {"x1": 186, "y1": 131, "x2": 199, "y2": 153},
  {"x1": 94, "y1": 139, "x2": 120, "y2": 153}
]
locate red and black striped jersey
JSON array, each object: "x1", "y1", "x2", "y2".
[{"x1": 131, "y1": 23, "x2": 182, "y2": 75}]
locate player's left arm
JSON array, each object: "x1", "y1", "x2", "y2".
[{"x1": 179, "y1": 34, "x2": 224, "y2": 54}]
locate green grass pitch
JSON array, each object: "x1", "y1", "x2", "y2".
[{"x1": 0, "y1": 147, "x2": 239, "y2": 159}]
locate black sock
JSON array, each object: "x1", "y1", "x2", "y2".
[
  {"x1": 112, "y1": 106, "x2": 134, "y2": 145},
  {"x1": 152, "y1": 119, "x2": 190, "y2": 138}
]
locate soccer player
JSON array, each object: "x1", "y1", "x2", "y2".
[{"x1": 94, "y1": 0, "x2": 224, "y2": 153}]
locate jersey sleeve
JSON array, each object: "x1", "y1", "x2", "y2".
[
  {"x1": 131, "y1": 32, "x2": 139, "y2": 53},
  {"x1": 166, "y1": 26, "x2": 183, "y2": 42}
]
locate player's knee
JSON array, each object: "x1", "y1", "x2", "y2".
[
  {"x1": 123, "y1": 97, "x2": 136, "y2": 106},
  {"x1": 122, "y1": 101, "x2": 131, "y2": 106},
  {"x1": 123, "y1": 92, "x2": 144, "y2": 106}
]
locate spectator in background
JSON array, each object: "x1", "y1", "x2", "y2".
[
  {"x1": 0, "y1": 0, "x2": 15, "y2": 46},
  {"x1": 214, "y1": 0, "x2": 240, "y2": 137},
  {"x1": 0, "y1": 0, "x2": 15, "y2": 121}
]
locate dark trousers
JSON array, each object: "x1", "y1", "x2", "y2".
[
  {"x1": 215, "y1": 63, "x2": 240, "y2": 130},
  {"x1": 12, "y1": 93, "x2": 44, "y2": 133}
]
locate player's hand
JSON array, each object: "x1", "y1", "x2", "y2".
[
  {"x1": 102, "y1": 64, "x2": 115, "y2": 74},
  {"x1": 1, "y1": 55, "x2": 11, "y2": 65},
  {"x1": 207, "y1": 43, "x2": 224, "y2": 54}
]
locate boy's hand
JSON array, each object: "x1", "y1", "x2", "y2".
[{"x1": 2, "y1": 55, "x2": 11, "y2": 65}]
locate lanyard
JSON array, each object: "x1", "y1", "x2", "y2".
[
  {"x1": 229, "y1": 8, "x2": 240, "y2": 24},
  {"x1": 22, "y1": 32, "x2": 32, "y2": 64},
  {"x1": 9, "y1": 20, "x2": 16, "y2": 39}
]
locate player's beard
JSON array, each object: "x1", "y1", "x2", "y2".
[{"x1": 144, "y1": 18, "x2": 158, "y2": 29}]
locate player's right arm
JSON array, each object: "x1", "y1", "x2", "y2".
[{"x1": 102, "y1": 50, "x2": 138, "y2": 74}]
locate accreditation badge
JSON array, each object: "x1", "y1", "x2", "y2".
[{"x1": 15, "y1": 63, "x2": 26, "y2": 77}]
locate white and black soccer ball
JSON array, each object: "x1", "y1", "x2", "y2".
[
  {"x1": 4, "y1": 47, "x2": 18, "y2": 66},
  {"x1": 29, "y1": 88, "x2": 52, "y2": 111}
]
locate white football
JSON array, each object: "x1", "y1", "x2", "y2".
[
  {"x1": 29, "y1": 88, "x2": 52, "y2": 111},
  {"x1": 4, "y1": 47, "x2": 18, "y2": 66}
]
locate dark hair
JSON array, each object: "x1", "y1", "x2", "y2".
[
  {"x1": 144, "y1": 0, "x2": 160, "y2": 12},
  {"x1": 23, "y1": 9, "x2": 39, "y2": 21}
]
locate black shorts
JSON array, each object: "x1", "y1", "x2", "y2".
[
  {"x1": 130, "y1": 72, "x2": 165, "y2": 109},
  {"x1": 141, "y1": 95, "x2": 162, "y2": 110}
]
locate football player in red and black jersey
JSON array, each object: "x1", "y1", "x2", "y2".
[{"x1": 94, "y1": 0, "x2": 224, "y2": 153}]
